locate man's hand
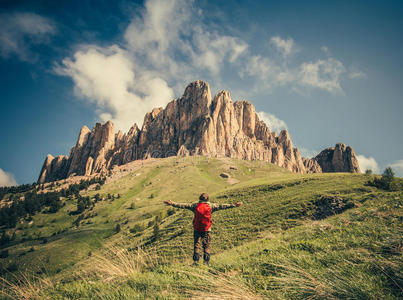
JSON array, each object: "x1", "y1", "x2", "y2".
[
  {"x1": 235, "y1": 201, "x2": 243, "y2": 207},
  {"x1": 163, "y1": 200, "x2": 173, "y2": 206}
]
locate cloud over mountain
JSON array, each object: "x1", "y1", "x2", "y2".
[
  {"x1": 357, "y1": 155, "x2": 379, "y2": 173},
  {"x1": 55, "y1": 46, "x2": 173, "y2": 131},
  {"x1": 256, "y1": 111, "x2": 288, "y2": 134},
  {"x1": 55, "y1": 0, "x2": 365, "y2": 131}
]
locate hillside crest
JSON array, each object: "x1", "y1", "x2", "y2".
[{"x1": 38, "y1": 80, "x2": 360, "y2": 183}]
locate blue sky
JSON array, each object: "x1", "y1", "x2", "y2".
[{"x1": 0, "y1": 0, "x2": 402, "y2": 185}]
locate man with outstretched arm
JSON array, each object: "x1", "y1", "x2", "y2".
[{"x1": 164, "y1": 192, "x2": 242, "y2": 266}]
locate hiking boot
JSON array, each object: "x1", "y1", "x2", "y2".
[
  {"x1": 193, "y1": 252, "x2": 200, "y2": 266},
  {"x1": 203, "y1": 252, "x2": 210, "y2": 265}
]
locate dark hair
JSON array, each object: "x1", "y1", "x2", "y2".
[{"x1": 199, "y1": 193, "x2": 209, "y2": 202}]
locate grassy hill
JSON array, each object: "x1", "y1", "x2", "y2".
[{"x1": 0, "y1": 156, "x2": 402, "y2": 299}]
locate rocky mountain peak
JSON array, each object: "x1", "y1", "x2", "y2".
[
  {"x1": 183, "y1": 80, "x2": 211, "y2": 103},
  {"x1": 37, "y1": 80, "x2": 361, "y2": 183},
  {"x1": 76, "y1": 126, "x2": 90, "y2": 147},
  {"x1": 215, "y1": 90, "x2": 231, "y2": 100}
]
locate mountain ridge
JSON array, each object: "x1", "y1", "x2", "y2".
[{"x1": 38, "y1": 80, "x2": 360, "y2": 183}]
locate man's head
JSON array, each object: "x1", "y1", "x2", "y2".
[{"x1": 199, "y1": 193, "x2": 209, "y2": 202}]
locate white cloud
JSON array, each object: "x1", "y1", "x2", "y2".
[
  {"x1": 257, "y1": 111, "x2": 288, "y2": 134},
  {"x1": 55, "y1": 46, "x2": 174, "y2": 131},
  {"x1": 124, "y1": 0, "x2": 191, "y2": 74},
  {"x1": 298, "y1": 58, "x2": 346, "y2": 94},
  {"x1": 124, "y1": 0, "x2": 247, "y2": 78},
  {"x1": 240, "y1": 54, "x2": 295, "y2": 91},
  {"x1": 0, "y1": 168, "x2": 17, "y2": 187},
  {"x1": 241, "y1": 55, "x2": 275, "y2": 79},
  {"x1": 348, "y1": 71, "x2": 366, "y2": 79},
  {"x1": 0, "y1": 12, "x2": 55, "y2": 61},
  {"x1": 270, "y1": 36, "x2": 295, "y2": 57},
  {"x1": 348, "y1": 65, "x2": 366, "y2": 79},
  {"x1": 56, "y1": 0, "x2": 364, "y2": 131},
  {"x1": 357, "y1": 155, "x2": 379, "y2": 174},
  {"x1": 192, "y1": 32, "x2": 248, "y2": 73},
  {"x1": 321, "y1": 46, "x2": 330, "y2": 55},
  {"x1": 389, "y1": 160, "x2": 403, "y2": 177},
  {"x1": 241, "y1": 48, "x2": 348, "y2": 94},
  {"x1": 57, "y1": 0, "x2": 250, "y2": 131}
]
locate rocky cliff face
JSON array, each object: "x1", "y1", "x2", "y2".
[
  {"x1": 38, "y1": 154, "x2": 69, "y2": 183},
  {"x1": 38, "y1": 80, "x2": 360, "y2": 183},
  {"x1": 308, "y1": 143, "x2": 361, "y2": 173}
]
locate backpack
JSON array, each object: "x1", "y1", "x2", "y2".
[{"x1": 193, "y1": 202, "x2": 212, "y2": 231}]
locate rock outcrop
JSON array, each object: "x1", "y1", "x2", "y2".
[
  {"x1": 309, "y1": 143, "x2": 361, "y2": 173},
  {"x1": 38, "y1": 154, "x2": 68, "y2": 183},
  {"x1": 302, "y1": 157, "x2": 322, "y2": 173},
  {"x1": 38, "y1": 80, "x2": 360, "y2": 183}
]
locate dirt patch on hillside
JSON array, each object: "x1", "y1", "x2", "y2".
[{"x1": 227, "y1": 178, "x2": 240, "y2": 185}]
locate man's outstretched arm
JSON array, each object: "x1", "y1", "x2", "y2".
[
  {"x1": 163, "y1": 200, "x2": 196, "y2": 212},
  {"x1": 211, "y1": 201, "x2": 242, "y2": 213}
]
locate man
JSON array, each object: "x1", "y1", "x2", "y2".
[{"x1": 163, "y1": 193, "x2": 242, "y2": 266}]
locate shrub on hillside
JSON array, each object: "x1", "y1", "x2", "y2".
[
  {"x1": 0, "y1": 249, "x2": 9, "y2": 258},
  {"x1": 0, "y1": 188, "x2": 63, "y2": 228},
  {"x1": 152, "y1": 220, "x2": 160, "y2": 242},
  {"x1": 6, "y1": 262, "x2": 17, "y2": 272},
  {"x1": 130, "y1": 223, "x2": 144, "y2": 234},
  {"x1": 155, "y1": 210, "x2": 166, "y2": 222},
  {"x1": 0, "y1": 231, "x2": 10, "y2": 247},
  {"x1": 367, "y1": 167, "x2": 399, "y2": 191},
  {"x1": 0, "y1": 183, "x2": 36, "y2": 200},
  {"x1": 73, "y1": 214, "x2": 84, "y2": 227},
  {"x1": 94, "y1": 193, "x2": 101, "y2": 202}
]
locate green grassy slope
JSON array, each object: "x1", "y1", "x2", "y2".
[
  {"x1": 0, "y1": 157, "x2": 290, "y2": 275},
  {"x1": 0, "y1": 156, "x2": 402, "y2": 299}
]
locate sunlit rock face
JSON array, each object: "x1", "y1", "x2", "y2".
[
  {"x1": 311, "y1": 143, "x2": 361, "y2": 173},
  {"x1": 38, "y1": 80, "x2": 360, "y2": 183}
]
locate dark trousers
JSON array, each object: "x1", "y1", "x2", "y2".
[{"x1": 193, "y1": 230, "x2": 211, "y2": 263}]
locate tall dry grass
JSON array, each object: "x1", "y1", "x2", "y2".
[
  {"x1": 81, "y1": 243, "x2": 262, "y2": 299},
  {"x1": 180, "y1": 268, "x2": 262, "y2": 300},
  {"x1": 264, "y1": 262, "x2": 338, "y2": 300},
  {"x1": 1, "y1": 243, "x2": 263, "y2": 299},
  {"x1": 0, "y1": 271, "x2": 53, "y2": 300},
  {"x1": 80, "y1": 244, "x2": 157, "y2": 281},
  {"x1": 0, "y1": 244, "x2": 154, "y2": 299}
]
